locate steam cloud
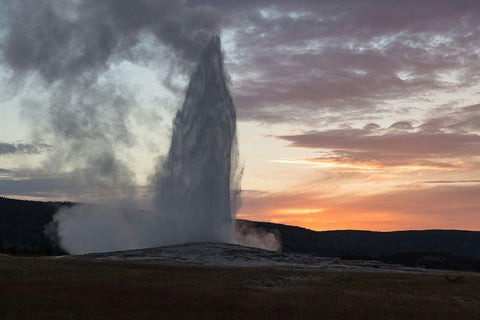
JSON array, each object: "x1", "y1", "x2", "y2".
[
  {"x1": 1, "y1": 0, "x2": 280, "y2": 254},
  {"x1": 236, "y1": 220, "x2": 281, "y2": 251},
  {"x1": 52, "y1": 37, "x2": 242, "y2": 253},
  {"x1": 1, "y1": 0, "x2": 220, "y2": 197}
]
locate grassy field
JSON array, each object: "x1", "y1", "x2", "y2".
[{"x1": 0, "y1": 255, "x2": 479, "y2": 319}]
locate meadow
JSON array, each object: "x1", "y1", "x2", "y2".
[{"x1": 0, "y1": 255, "x2": 479, "y2": 319}]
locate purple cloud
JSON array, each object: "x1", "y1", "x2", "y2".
[
  {"x1": 193, "y1": 0, "x2": 480, "y2": 123},
  {"x1": 275, "y1": 104, "x2": 480, "y2": 168}
]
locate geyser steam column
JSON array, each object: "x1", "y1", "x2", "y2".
[{"x1": 152, "y1": 36, "x2": 239, "y2": 244}]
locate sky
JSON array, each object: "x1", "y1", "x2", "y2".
[{"x1": 1, "y1": 0, "x2": 480, "y2": 231}]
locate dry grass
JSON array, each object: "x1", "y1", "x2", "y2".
[{"x1": 0, "y1": 255, "x2": 479, "y2": 319}]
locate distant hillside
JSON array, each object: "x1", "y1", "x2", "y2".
[
  {"x1": 1, "y1": 197, "x2": 480, "y2": 271},
  {"x1": 0, "y1": 197, "x2": 70, "y2": 255},
  {"x1": 239, "y1": 220, "x2": 480, "y2": 272}
]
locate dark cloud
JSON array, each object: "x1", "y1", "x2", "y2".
[
  {"x1": 422, "y1": 104, "x2": 480, "y2": 134},
  {"x1": 0, "y1": 168, "x2": 149, "y2": 201},
  {"x1": 279, "y1": 129, "x2": 480, "y2": 156},
  {"x1": 389, "y1": 121, "x2": 414, "y2": 131},
  {"x1": 0, "y1": 177, "x2": 85, "y2": 199},
  {"x1": 2, "y1": 0, "x2": 220, "y2": 82},
  {"x1": 0, "y1": 142, "x2": 52, "y2": 155},
  {"x1": 0, "y1": 168, "x2": 13, "y2": 175}
]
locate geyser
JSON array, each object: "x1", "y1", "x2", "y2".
[
  {"x1": 152, "y1": 36, "x2": 239, "y2": 244},
  {"x1": 52, "y1": 36, "x2": 240, "y2": 253}
]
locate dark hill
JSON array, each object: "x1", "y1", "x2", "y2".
[
  {"x1": 238, "y1": 220, "x2": 480, "y2": 271},
  {"x1": 0, "y1": 197, "x2": 70, "y2": 254},
  {"x1": 1, "y1": 197, "x2": 480, "y2": 271}
]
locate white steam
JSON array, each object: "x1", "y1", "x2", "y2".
[
  {"x1": 1, "y1": 1, "x2": 282, "y2": 254},
  {"x1": 51, "y1": 38, "x2": 254, "y2": 254},
  {"x1": 236, "y1": 221, "x2": 281, "y2": 252}
]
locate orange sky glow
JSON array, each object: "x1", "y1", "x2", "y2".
[
  {"x1": 237, "y1": 123, "x2": 480, "y2": 231},
  {"x1": 1, "y1": 1, "x2": 479, "y2": 232}
]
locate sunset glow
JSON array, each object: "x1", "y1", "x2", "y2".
[{"x1": 1, "y1": 0, "x2": 480, "y2": 232}]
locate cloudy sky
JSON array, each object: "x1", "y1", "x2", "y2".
[{"x1": 1, "y1": 0, "x2": 479, "y2": 231}]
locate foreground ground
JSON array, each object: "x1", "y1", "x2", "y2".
[{"x1": 0, "y1": 255, "x2": 479, "y2": 319}]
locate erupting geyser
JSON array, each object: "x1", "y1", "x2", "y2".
[
  {"x1": 52, "y1": 36, "x2": 240, "y2": 254},
  {"x1": 152, "y1": 36, "x2": 239, "y2": 243}
]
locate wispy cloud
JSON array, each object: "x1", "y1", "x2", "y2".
[
  {"x1": 274, "y1": 105, "x2": 480, "y2": 172},
  {"x1": 278, "y1": 129, "x2": 480, "y2": 156},
  {"x1": 422, "y1": 180, "x2": 480, "y2": 184},
  {"x1": 198, "y1": 0, "x2": 480, "y2": 123},
  {"x1": 0, "y1": 142, "x2": 52, "y2": 155}
]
